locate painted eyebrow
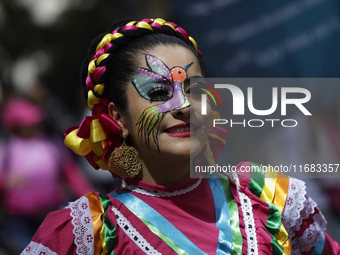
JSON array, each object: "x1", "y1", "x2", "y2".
[{"x1": 139, "y1": 76, "x2": 172, "y2": 86}]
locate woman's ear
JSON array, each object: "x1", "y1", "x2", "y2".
[{"x1": 108, "y1": 102, "x2": 129, "y2": 137}]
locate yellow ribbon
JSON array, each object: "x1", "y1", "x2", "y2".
[
  {"x1": 96, "y1": 32, "x2": 124, "y2": 52},
  {"x1": 64, "y1": 118, "x2": 111, "y2": 170},
  {"x1": 88, "y1": 59, "x2": 97, "y2": 74},
  {"x1": 90, "y1": 119, "x2": 108, "y2": 143},
  {"x1": 64, "y1": 129, "x2": 92, "y2": 156},
  {"x1": 88, "y1": 91, "x2": 101, "y2": 110},
  {"x1": 111, "y1": 33, "x2": 123, "y2": 40},
  {"x1": 273, "y1": 172, "x2": 289, "y2": 213},
  {"x1": 94, "y1": 84, "x2": 105, "y2": 96},
  {"x1": 89, "y1": 119, "x2": 109, "y2": 170},
  {"x1": 91, "y1": 142, "x2": 104, "y2": 157},
  {"x1": 189, "y1": 36, "x2": 198, "y2": 52},
  {"x1": 95, "y1": 154, "x2": 109, "y2": 170},
  {"x1": 259, "y1": 170, "x2": 291, "y2": 254},
  {"x1": 126, "y1": 21, "x2": 136, "y2": 26},
  {"x1": 260, "y1": 170, "x2": 277, "y2": 202},
  {"x1": 97, "y1": 54, "x2": 110, "y2": 65},
  {"x1": 136, "y1": 22, "x2": 153, "y2": 30},
  {"x1": 273, "y1": 173, "x2": 290, "y2": 254},
  {"x1": 164, "y1": 23, "x2": 176, "y2": 31},
  {"x1": 153, "y1": 18, "x2": 166, "y2": 25}
]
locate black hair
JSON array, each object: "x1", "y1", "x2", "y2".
[{"x1": 80, "y1": 20, "x2": 206, "y2": 112}]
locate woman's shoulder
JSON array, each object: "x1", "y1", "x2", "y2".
[{"x1": 21, "y1": 192, "x2": 115, "y2": 255}]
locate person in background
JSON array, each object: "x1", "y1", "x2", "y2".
[{"x1": 0, "y1": 97, "x2": 94, "y2": 254}]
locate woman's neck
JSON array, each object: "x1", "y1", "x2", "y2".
[{"x1": 137, "y1": 156, "x2": 191, "y2": 186}]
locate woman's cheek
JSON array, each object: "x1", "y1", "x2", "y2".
[
  {"x1": 137, "y1": 106, "x2": 163, "y2": 149},
  {"x1": 190, "y1": 96, "x2": 212, "y2": 124}
]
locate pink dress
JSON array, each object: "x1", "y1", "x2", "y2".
[{"x1": 21, "y1": 162, "x2": 340, "y2": 255}]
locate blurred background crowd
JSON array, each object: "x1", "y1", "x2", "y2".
[{"x1": 0, "y1": 0, "x2": 340, "y2": 254}]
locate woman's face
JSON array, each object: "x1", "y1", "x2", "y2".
[{"x1": 120, "y1": 45, "x2": 212, "y2": 161}]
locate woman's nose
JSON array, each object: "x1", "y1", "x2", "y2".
[{"x1": 171, "y1": 105, "x2": 190, "y2": 118}]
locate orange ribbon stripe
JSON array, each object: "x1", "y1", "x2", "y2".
[{"x1": 85, "y1": 193, "x2": 105, "y2": 255}]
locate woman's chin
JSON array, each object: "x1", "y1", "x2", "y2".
[
  {"x1": 135, "y1": 134, "x2": 208, "y2": 163},
  {"x1": 161, "y1": 139, "x2": 205, "y2": 159}
]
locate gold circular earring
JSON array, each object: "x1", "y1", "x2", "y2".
[{"x1": 108, "y1": 132, "x2": 142, "y2": 178}]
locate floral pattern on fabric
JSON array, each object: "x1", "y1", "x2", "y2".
[
  {"x1": 282, "y1": 178, "x2": 327, "y2": 254},
  {"x1": 21, "y1": 241, "x2": 58, "y2": 255},
  {"x1": 67, "y1": 196, "x2": 95, "y2": 255}
]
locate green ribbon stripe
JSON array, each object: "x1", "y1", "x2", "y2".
[
  {"x1": 266, "y1": 202, "x2": 282, "y2": 236},
  {"x1": 266, "y1": 199, "x2": 284, "y2": 255},
  {"x1": 246, "y1": 163, "x2": 284, "y2": 255},
  {"x1": 128, "y1": 207, "x2": 189, "y2": 255},
  {"x1": 270, "y1": 233, "x2": 284, "y2": 255},
  {"x1": 248, "y1": 163, "x2": 265, "y2": 198},
  {"x1": 98, "y1": 194, "x2": 117, "y2": 255},
  {"x1": 267, "y1": 202, "x2": 284, "y2": 254},
  {"x1": 218, "y1": 173, "x2": 243, "y2": 255}
]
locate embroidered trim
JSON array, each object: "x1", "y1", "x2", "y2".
[
  {"x1": 225, "y1": 171, "x2": 239, "y2": 185},
  {"x1": 21, "y1": 241, "x2": 58, "y2": 255},
  {"x1": 293, "y1": 194, "x2": 318, "y2": 232},
  {"x1": 122, "y1": 175, "x2": 203, "y2": 197},
  {"x1": 230, "y1": 173, "x2": 258, "y2": 254},
  {"x1": 282, "y1": 177, "x2": 307, "y2": 237},
  {"x1": 111, "y1": 205, "x2": 161, "y2": 255},
  {"x1": 68, "y1": 196, "x2": 95, "y2": 255},
  {"x1": 299, "y1": 212, "x2": 327, "y2": 252},
  {"x1": 238, "y1": 187, "x2": 258, "y2": 255},
  {"x1": 290, "y1": 211, "x2": 327, "y2": 255},
  {"x1": 282, "y1": 178, "x2": 327, "y2": 255}
]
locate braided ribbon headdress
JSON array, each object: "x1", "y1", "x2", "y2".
[{"x1": 64, "y1": 18, "x2": 200, "y2": 170}]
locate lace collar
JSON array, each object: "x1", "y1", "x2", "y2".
[{"x1": 121, "y1": 175, "x2": 203, "y2": 197}]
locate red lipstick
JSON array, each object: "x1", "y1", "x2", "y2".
[{"x1": 164, "y1": 123, "x2": 198, "y2": 138}]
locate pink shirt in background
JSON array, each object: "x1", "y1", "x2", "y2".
[{"x1": 0, "y1": 134, "x2": 95, "y2": 217}]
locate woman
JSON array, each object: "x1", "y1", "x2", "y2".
[{"x1": 22, "y1": 18, "x2": 339, "y2": 255}]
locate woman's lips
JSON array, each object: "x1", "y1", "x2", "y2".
[{"x1": 164, "y1": 123, "x2": 198, "y2": 138}]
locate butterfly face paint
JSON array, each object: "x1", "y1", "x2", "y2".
[{"x1": 131, "y1": 54, "x2": 193, "y2": 151}]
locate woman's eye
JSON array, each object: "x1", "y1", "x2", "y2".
[{"x1": 147, "y1": 86, "x2": 172, "y2": 101}]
